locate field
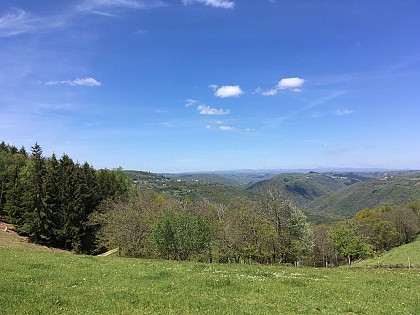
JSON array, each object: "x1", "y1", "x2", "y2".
[{"x1": 1, "y1": 226, "x2": 420, "y2": 315}]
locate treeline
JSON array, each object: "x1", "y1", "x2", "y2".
[
  {"x1": 94, "y1": 188, "x2": 314, "y2": 264},
  {"x1": 0, "y1": 141, "x2": 130, "y2": 253},
  {"x1": 311, "y1": 203, "x2": 420, "y2": 266}
]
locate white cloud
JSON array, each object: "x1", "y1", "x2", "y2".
[
  {"x1": 334, "y1": 109, "x2": 354, "y2": 116},
  {"x1": 197, "y1": 105, "x2": 230, "y2": 115},
  {"x1": 214, "y1": 85, "x2": 243, "y2": 98},
  {"x1": 182, "y1": 0, "x2": 235, "y2": 9},
  {"x1": 256, "y1": 77, "x2": 305, "y2": 96},
  {"x1": 277, "y1": 77, "x2": 305, "y2": 90},
  {"x1": 78, "y1": 0, "x2": 167, "y2": 13},
  {"x1": 219, "y1": 125, "x2": 234, "y2": 131},
  {"x1": 46, "y1": 77, "x2": 102, "y2": 87},
  {"x1": 204, "y1": 125, "x2": 212, "y2": 129}
]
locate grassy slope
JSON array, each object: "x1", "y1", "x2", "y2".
[
  {"x1": 0, "y1": 222, "x2": 70, "y2": 254},
  {"x1": 1, "y1": 230, "x2": 420, "y2": 314},
  {"x1": 354, "y1": 236, "x2": 420, "y2": 268}
]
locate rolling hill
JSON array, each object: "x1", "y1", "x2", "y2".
[
  {"x1": 124, "y1": 169, "x2": 420, "y2": 223},
  {"x1": 247, "y1": 173, "x2": 355, "y2": 206},
  {"x1": 308, "y1": 172, "x2": 420, "y2": 218}
]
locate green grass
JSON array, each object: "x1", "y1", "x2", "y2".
[
  {"x1": 354, "y1": 236, "x2": 420, "y2": 268},
  {"x1": 1, "y1": 246, "x2": 420, "y2": 314}
]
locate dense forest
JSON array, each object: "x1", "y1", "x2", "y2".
[
  {"x1": 0, "y1": 141, "x2": 130, "y2": 253},
  {"x1": 1, "y1": 141, "x2": 419, "y2": 266}
]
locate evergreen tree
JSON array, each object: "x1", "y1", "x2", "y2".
[
  {"x1": 3, "y1": 156, "x2": 27, "y2": 225},
  {"x1": 74, "y1": 162, "x2": 100, "y2": 253},
  {"x1": 58, "y1": 154, "x2": 78, "y2": 250},
  {"x1": 20, "y1": 143, "x2": 46, "y2": 242},
  {"x1": 42, "y1": 154, "x2": 61, "y2": 245}
]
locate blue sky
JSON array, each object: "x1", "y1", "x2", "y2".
[{"x1": 1, "y1": 0, "x2": 419, "y2": 172}]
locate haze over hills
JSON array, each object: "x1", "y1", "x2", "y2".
[{"x1": 161, "y1": 168, "x2": 407, "y2": 187}]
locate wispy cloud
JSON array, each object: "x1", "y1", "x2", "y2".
[
  {"x1": 219, "y1": 125, "x2": 234, "y2": 131},
  {"x1": 182, "y1": 0, "x2": 235, "y2": 9},
  {"x1": 197, "y1": 104, "x2": 230, "y2": 115},
  {"x1": 184, "y1": 99, "x2": 198, "y2": 107},
  {"x1": 46, "y1": 77, "x2": 102, "y2": 87},
  {"x1": 333, "y1": 109, "x2": 354, "y2": 116},
  {"x1": 77, "y1": 0, "x2": 168, "y2": 14},
  {"x1": 0, "y1": 8, "x2": 65, "y2": 37},
  {"x1": 210, "y1": 84, "x2": 243, "y2": 98},
  {"x1": 256, "y1": 77, "x2": 305, "y2": 96},
  {"x1": 263, "y1": 90, "x2": 347, "y2": 128}
]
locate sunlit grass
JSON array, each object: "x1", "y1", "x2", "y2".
[
  {"x1": 354, "y1": 236, "x2": 420, "y2": 268},
  {"x1": 1, "y1": 246, "x2": 419, "y2": 314}
]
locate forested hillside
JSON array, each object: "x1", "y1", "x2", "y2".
[
  {"x1": 247, "y1": 173, "x2": 352, "y2": 206},
  {"x1": 124, "y1": 170, "x2": 258, "y2": 204},
  {"x1": 308, "y1": 173, "x2": 420, "y2": 218}
]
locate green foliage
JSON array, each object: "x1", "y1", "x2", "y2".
[
  {"x1": 1, "y1": 141, "x2": 130, "y2": 253},
  {"x1": 94, "y1": 190, "x2": 166, "y2": 257},
  {"x1": 150, "y1": 210, "x2": 213, "y2": 261},
  {"x1": 354, "y1": 208, "x2": 399, "y2": 251},
  {"x1": 329, "y1": 221, "x2": 373, "y2": 265},
  {"x1": 379, "y1": 206, "x2": 420, "y2": 245},
  {"x1": 259, "y1": 188, "x2": 314, "y2": 263},
  {"x1": 216, "y1": 198, "x2": 274, "y2": 263}
]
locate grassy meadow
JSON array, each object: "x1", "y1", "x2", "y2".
[
  {"x1": 1, "y1": 232, "x2": 420, "y2": 315},
  {"x1": 354, "y1": 236, "x2": 420, "y2": 268}
]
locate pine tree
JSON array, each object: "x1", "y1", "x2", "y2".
[
  {"x1": 58, "y1": 154, "x2": 78, "y2": 250},
  {"x1": 42, "y1": 153, "x2": 61, "y2": 245},
  {"x1": 20, "y1": 143, "x2": 46, "y2": 242}
]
